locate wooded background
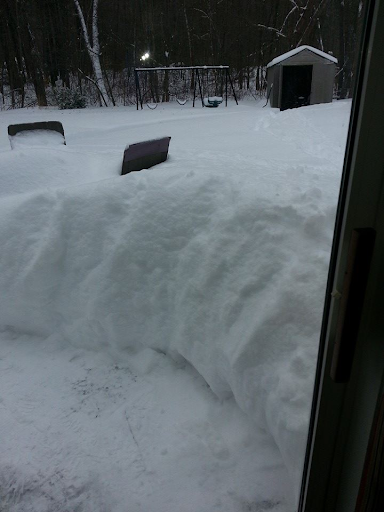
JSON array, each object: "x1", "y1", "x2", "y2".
[{"x1": 0, "y1": 0, "x2": 364, "y2": 108}]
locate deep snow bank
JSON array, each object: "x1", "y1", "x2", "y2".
[
  {"x1": 0, "y1": 171, "x2": 332, "y2": 486},
  {"x1": 0, "y1": 102, "x2": 349, "y2": 493}
]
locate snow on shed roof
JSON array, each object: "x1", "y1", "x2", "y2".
[{"x1": 266, "y1": 45, "x2": 338, "y2": 68}]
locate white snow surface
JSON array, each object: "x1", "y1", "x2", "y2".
[
  {"x1": 266, "y1": 45, "x2": 338, "y2": 68},
  {"x1": 9, "y1": 129, "x2": 65, "y2": 150},
  {"x1": 0, "y1": 100, "x2": 351, "y2": 511}
]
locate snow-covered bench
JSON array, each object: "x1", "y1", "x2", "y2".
[{"x1": 121, "y1": 136, "x2": 171, "y2": 175}]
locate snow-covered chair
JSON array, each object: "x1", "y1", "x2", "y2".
[
  {"x1": 121, "y1": 136, "x2": 171, "y2": 175},
  {"x1": 8, "y1": 121, "x2": 66, "y2": 149}
]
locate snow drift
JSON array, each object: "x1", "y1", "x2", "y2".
[{"x1": 0, "y1": 102, "x2": 349, "y2": 495}]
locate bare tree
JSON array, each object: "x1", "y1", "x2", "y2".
[{"x1": 73, "y1": 0, "x2": 111, "y2": 106}]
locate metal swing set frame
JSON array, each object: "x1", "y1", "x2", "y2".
[{"x1": 134, "y1": 65, "x2": 238, "y2": 110}]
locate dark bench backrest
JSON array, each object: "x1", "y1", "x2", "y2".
[
  {"x1": 121, "y1": 136, "x2": 171, "y2": 175},
  {"x1": 8, "y1": 121, "x2": 66, "y2": 143}
]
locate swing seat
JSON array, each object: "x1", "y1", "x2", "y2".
[
  {"x1": 203, "y1": 96, "x2": 223, "y2": 108},
  {"x1": 121, "y1": 136, "x2": 171, "y2": 175}
]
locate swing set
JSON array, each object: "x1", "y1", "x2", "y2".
[{"x1": 134, "y1": 66, "x2": 238, "y2": 110}]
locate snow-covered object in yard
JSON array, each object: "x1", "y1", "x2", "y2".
[
  {"x1": 203, "y1": 97, "x2": 223, "y2": 107},
  {"x1": 8, "y1": 120, "x2": 66, "y2": 149},
  {"x1": 267, "y1": 45, "x2": 338, "y2": 68},
  {"x1": 0, "y1": 101, "x2": 351, "y2": 504}
]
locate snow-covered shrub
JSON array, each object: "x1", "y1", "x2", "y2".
[{"x1": 56, "y1": 86, "x2": 86, "y2": 109}]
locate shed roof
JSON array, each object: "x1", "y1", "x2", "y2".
[{"x1": 266, "y1": 45, "x2": 338, "y2": 68}]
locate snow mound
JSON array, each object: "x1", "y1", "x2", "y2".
[{"x1": 0, "y1": 168, "x2": 334, "y2": 490}]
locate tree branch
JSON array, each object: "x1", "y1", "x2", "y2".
[
  {"x1": 280, "y1": 6, "x2": 298, "y2": 33},
  {"x1": 296, "y1": 0, "x2": 330, "y2": 46},
  {"x1": 78, "y1": 68, "x2": 108, "y2": 106},
  {"x1": 257, "y1": 24, "x2": 287, "y2": 38}
]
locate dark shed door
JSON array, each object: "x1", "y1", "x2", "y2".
[{"x1": 281, "y1": 65, "x2": 312, "y2": 111}]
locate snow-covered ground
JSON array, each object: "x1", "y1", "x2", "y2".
[{"x1": 0, "y1": 100, "x2": 351, "y2": 512}]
